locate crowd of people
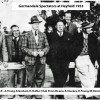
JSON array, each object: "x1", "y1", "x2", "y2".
[{"x1": 0, "y1": 9, "x2": 100, "y2": 99}]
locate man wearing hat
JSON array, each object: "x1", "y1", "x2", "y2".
[
  {"x1": 70, "y1": 22, "x2": 99, "y2": 99},
  {"x1": 22, "y1": 16, "x2": 49, "y2": 99}
]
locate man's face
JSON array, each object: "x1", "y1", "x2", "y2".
[
  {"x1": 56, "y1": 21, "x2": 64, "y2": 33},
  {"x1": 47, "y1": 26, "x2": 53, "y2": 33},
  {"x1": 12, "y1": 27, "x2": 20, "y2": 37},
  {"x1": 65, "y1": 13, "x2": 71, "y2": 23},
  {"x1": 32, "y1": 23, "x2": 39, "y2": 31}
]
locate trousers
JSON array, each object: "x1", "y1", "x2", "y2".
[
  {"x1": 8, "y1": 68, "x2": 26, "y2": 87},
  {"x1": 75, "y1": 55, "x2": 96, "y2": 88},
  {"x1": 50, "y1": 61, "x2": 69, "y2": 87},
  {"x1": 26, "y1": 58, "x2": 45, "y2": 87}
]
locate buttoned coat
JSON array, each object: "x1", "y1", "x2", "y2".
[
  {"x1": 22, "y1": 31, "x2": 49, "y2": 65},
  {"x1": 47, "y1": 31, "x2": 72, "y2": 64},
  {"x1": 5, "y1": 35, "x2": 23, "y2": 62}
]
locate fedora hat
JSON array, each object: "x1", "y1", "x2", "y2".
[
  {"x1": 29, "y1": 16, "x2": 42, "y2": 24},
  {"x1": 82, "y1": 22, "x2": 94, "y2": 29}
]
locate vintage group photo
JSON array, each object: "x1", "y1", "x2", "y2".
[{"x1": 0, "y1": 0, "x2": 100, "y2": 99}]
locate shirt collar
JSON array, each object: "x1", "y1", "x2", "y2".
[
  {"x1": 83, "y1": 32, "x2": 88, "y2": 39},
  {"x1": 13, "y1": 36, "x2": 19, "y2": 41},
  {"x1": 32, "y1": 29, "x2": 38, "y2": 36},
  {"x1": 57, "y1": 31, "x2": 63, "y2": 36},
  {"x1": 32, "y1": 29, "x2": 35, "y2": 34}
]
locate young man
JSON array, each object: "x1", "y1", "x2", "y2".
[
  {"x1": 71, "y1": 22, "x2": 98, "y2": 99},
  {"x1": 6, "y1": 25, "x2": 26, "y2": 98},
  {"x1": 22, "y1": 16, "x2": 49, "y2": 99}
]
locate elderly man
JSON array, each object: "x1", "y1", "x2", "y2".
[
  {"x1": 70, "y1": 22, "x2": 98, "y2": 99},
  {"x1": 22, "y1": 16, "x2": 49, "y2": 99}
]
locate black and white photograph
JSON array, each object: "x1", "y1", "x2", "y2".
[{"x1": 0, "y1": 0, "x2": 100, "y2": 99}]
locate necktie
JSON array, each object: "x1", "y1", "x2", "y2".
[
  {"x1": 35, "y1": 31, "x2": 37, "y2": 36},
  {"x1": 60, "y1": 33, "x2": 62, "y2": 37},
  {"x1": 66, "y1": 23, "x2": 69, "y2": 31},
  {"x1": 13, "y1": 37, "x2": 19, "y2": 62},
  {"x1": 15, "y1": 37, "x2": 17, "y2": 45},
  {"x1": 34, "y1": 31, "x2": 38, "y2": 45},
  {"x1": 67, "y1": 25, "x2": 69, "y2": 31}
]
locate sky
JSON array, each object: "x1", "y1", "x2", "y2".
[{"x1": 0, "y1": 0, "x2": 45, "y2": 32}]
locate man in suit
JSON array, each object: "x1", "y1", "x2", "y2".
[
  {"x1": 71, "y1": 22, "x2": 98, "y2": 99},
  {"x1": 48, "y1": 20, "x2": 71, "y2": 99},
  {"x1": 0, "y1": 23, "x2": 8, "y2": 68},
  {"x1": 0, "y1": 21, "x2": 8, "y2": 99},
  {"x1": 22, "y1": 16, "x2": 49, "y2": 99},
  {"x1": 6, "y1": 25, "x2": 26, "y2": 98},
  {"x1": 64, "y1": 12, "x2": 78, "y2": 87}
]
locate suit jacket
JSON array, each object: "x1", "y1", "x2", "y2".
[
  {"x1": 0, "y1": 32, "x2": 8, "y2": 62},
  {"x1": 47, "y1": 31, "x2": 72, "y2": 64},
  {"x1": 69, "y1": 32, "x2": 99, "y2": 64},
  {"x1": 64, "y1": 22, "x2": 78, "y2": 36},
  {"x1": 22, "y1": 30, "x2": 49, "y2": 65},
  {"x1": 5, "y1": 35, "x2": 23, "y2": 63}
]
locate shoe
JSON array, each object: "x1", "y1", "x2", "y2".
[
  {"x1": 93, "y1": 96, "x2": 99, "y2": 99},
  {"x1": 26, "y1": 95, "x2": 34, "y2": 99},
  {"x1": 86, "y1": 97, "x2": 93, "y2": 99},
  {"x1": 66, "y1": 81, "x2": 76, "y2": 87},
  {"x1": 7, "y1": 95, "x2": 15, "y2": 99},
  {"x1": 35, "y1": 95, "x2": 42, "y2": 99},
  {"x1": 50, "y1": 95, "x2": 56, "y2": 99},
  {"x1": 78, "y1": 95, "x2": 86, "y2": 99}
]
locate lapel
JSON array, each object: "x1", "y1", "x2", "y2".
[
  {"x1": 18, "y1": 36, "x2": 22, "y2": 47},
  {"x1": 69, "y1": 22, "x2": 73, "y2": 31},
  {"x1": 30, "y1": 30, "x2": 37, "y2": 45},
  {"x1": 56, "y1": 31, "x2": 62, "y2": 37},
  {"x1": 78, "y1": 32, "x2": 84, "y2": 43},
  {"x1": 11, "y1": 36, "x2": 16, "y2": 52},
  {"x1": 38, "y1": 31, "x2": 42, "y2": 46},
  {"x1": 30, "y1": 30, "x2": 43, "y2": 46},
  {"x1": 11, "y1": 36, "x2": 21, "y2": 51},
  {"x1": 0, "y1": 33, "x2": 3, "y2": 47},
  {"x1": 7, "y1": 35, "x2": 14, "y2": 55}
]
